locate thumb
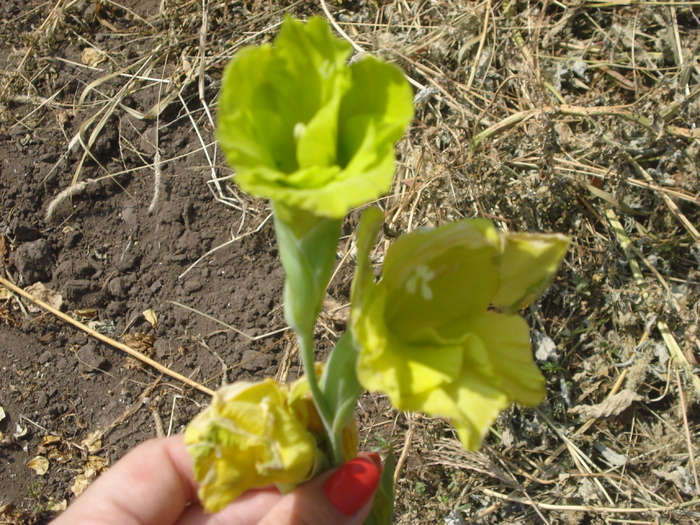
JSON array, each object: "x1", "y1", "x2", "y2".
[{"x1": 259, "y1": 454, "x2": 382, "y2": 525}]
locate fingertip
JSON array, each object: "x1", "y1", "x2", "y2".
[
  {"x1": 360, "y1": 452, "x2": 383, "y2": 472},
  {"x1": 258, "y1": 456, "x2": 382, "y2": 525},
  {"x1": 323, "y1": 456, "x2": 381, "y2": 516}
]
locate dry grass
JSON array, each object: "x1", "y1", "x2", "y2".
[{"x1": 1, "y1": 0, "x2": 699, "y2": 523}]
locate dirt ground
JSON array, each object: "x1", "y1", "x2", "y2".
[
  {"x1": 1, "y1": 0, "x2": 700, "y2": 524},
  {"x1": 0, "y1": 0, "x2": 296, "y2": 521}
]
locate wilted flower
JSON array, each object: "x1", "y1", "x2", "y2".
[
  {"x1": 217, "y1": 16, "x2": 413, "y2": 218},
  {"x1": 351, "y1": 211, "x2": 569, "y2": 450},
  {"x1": 185, "y1": 379, "x2": 317, "y2": 512},
  {"x1": 185, "y1": 373, "x2": 358, "y2": 513}
]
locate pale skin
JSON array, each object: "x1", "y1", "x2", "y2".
[{"x1": 51, "y1": 435, "x2": 377, "y2": 525}]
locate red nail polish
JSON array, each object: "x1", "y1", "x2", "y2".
[
  {"x1": 364, "y1": 452, "x2": 382, "y2": 471},
  {"x1": 324, "y1": 457, "x2": 381, "y2": 516}
]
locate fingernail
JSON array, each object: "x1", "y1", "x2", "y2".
[
  {"x1": 324, "y1": 457, "x2": 380, "y2": 516},
  {"x1": 364, "y1": 452, "x2": 382, "y2": 471}
]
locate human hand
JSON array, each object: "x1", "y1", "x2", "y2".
[{"x1": 50, "y1": 435, "x2": 381, "y2": 525}]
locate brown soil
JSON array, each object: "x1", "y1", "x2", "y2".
[{"x1": 0, "y1": 0, "x2": 295, "y2": 521}]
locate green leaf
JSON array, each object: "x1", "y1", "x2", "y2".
[
  {"x1": 320, "y1": 332, "x2": 363, "y2": 438},
  {"x1": 350, "y1": 207, "x2": 384, "y2": 309},
  {"x1": 363, "y1": 449, "x2": 395, "y2": 525}
]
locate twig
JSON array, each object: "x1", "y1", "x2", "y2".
[
  {"x1": 616, "y1": 147, "x2": 700, "y2": 242},
  {"x1": 151, "y1": 406, "x2": 166, "y2": 438},
  {"x1": 606, "y1": 209, "x2": 700, "y2": 395},
  {"x1": 178, "y1": 212, "x2": 272, "y2": 280},
  {"x1": 481, "y1": 488, "x2": 692, "y2": 514},
  {"x1": 470, "y1": 103, "x2": 700, "y2": 152},
  {"x1": 0, "y1": 276, "x2": 214, "y2": 396},
  {"x1": 675, "y1": 368, "x2": 700, "y2": 493},
  {"x1": 465, "y1": 0, "x2": 491, "y2": 92},
  {"x1": 86, "y1": 378, "x2": 163, "y2": 450},
  {"x1": 45, "y1": 179, "x2": 95, "y2": 221},
  {"x1": 319, "y1": 0, "x2": 365, "y2": 54},
  {"x1": 167, "y1": 300, "x2": 288, "y2": 342},
  {"x1": 393, "y1": 415, "x2": 415, "y2": 487},
  {"x1": 147, "y1": 151, "x2": 162, "y2": 215}
]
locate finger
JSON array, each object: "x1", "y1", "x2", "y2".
[
  {"x1": 258, "y1": 454, "x2": 382, "y2": 525},
  {"x1": 51, "y1": 435, "x2": 197, "y2": 525},
  {"x1": 177, "y1": 488, "x2": 284, "y2": 525}
]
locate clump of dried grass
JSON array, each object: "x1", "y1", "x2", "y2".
[{"x1": 2, "y1": 0, "x2": 699, "y2": 523}]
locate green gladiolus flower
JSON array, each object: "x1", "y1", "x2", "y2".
[
  {"x1": 217, "y1": 16, "x2": 414, "y2": 218},
  {"x1": 351, "y1": 209, "x2": 569, "y2": 450},
  {"x1": 184, "y1": 379, "x2": 319, "y2": 513}
]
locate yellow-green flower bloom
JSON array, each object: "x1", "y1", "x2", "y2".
[
  {"x1": 185, "y1": 371, "x2": 359, "y2": 513},
  {"x1": 184, "y1": 379, "x2": 319, "y2": 513},
  {"x1": 351, "y1": 209, "x2": 569, "y2": 450},
  {"x1": 217, "y1": 16, "x2": 413, "y2": 218}
]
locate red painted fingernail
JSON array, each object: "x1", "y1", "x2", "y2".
[
  {"x1": 364, "y1": 452, "x2": 382, "y2": 471},
  {"x1": 324, "y1": 457, "x2": 381, "y2": 516}
]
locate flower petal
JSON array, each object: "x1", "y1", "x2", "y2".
[
  {"x1": 461, "y1": 312, "x2": 545, "y2": 406},
  {"x1": 218, "y1": 17, "x2": 351, "y2": 176},
  {"x1": 217, "y1": 17, "x2": 412, "y2": 219},
  {"x1": 381, "y1": 220, "x2": 501, "y2": 339},
  {"x1": 338, "y1": 55, "x2": 414, "y2": 167},
  {"x1": 355, "y1": 292, "x2": 463, "y2": 401},
  {"x1": 492, "y1": 232, "x2": 569, "y2": 312},
  {"x1": 184, "y1": 380, "x2": 317, "y2": 513},
  {"x1": 401, "y1": 335, "x2": 510, "y2": 451}
]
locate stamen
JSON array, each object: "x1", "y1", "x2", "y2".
[{"x1": 405, "y1": 265, "x2": 435, "y2": 300}]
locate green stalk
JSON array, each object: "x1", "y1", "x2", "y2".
[
  {"x1": 296, "y1": 328, "x2": 344, "y2": 465},
  {"x1": 271, "y1": 205, "x2": 346, "y2": 465}
]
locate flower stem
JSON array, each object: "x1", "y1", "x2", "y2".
[{"x1": 297, "y1": 328, "x2": 344, "y2": 466}]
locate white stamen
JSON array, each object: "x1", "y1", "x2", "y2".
[
  {"x1": 293, "y1": 122, "x2": 306, "y2": 141},
  {"x1": 405, "y1": 265, "x2": 435, "y2": 301}
]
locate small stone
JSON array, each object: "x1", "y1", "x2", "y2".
[
  {"x1": 108, "y1": 277, "x2": 128, "y2": 298},
  {"x1": 239, "y1": 350, "x2": 271, "y2": 371},
  {"x1": 183, "y1": 279, "x2": 202, "y2": 294},
  {"x1": 12, "y1": 220, "x2": 40, "y2": 241},
  {"x1": 175, "y1": 230, "x2": 200, "y2": 255},
  {"x1": 73, "y1": 260, "x2": 96, "y2": 278},
  {"x1": 157, "y1": 201, "x2": 183, "y2": 226},
  {"x1": 38, "y1": 350, "x2": 53, "y2": 364},
  {"x1": 63, "y1": 280, "x2": 92, "y2": 302},
  {"x1": 54, "y1": 260, "x2": 74, "y2": 280},
  {"x1": 34, "y1": 390, "x2": 48, "y2": 407},
  {"x1": 76, "y1": 343, "x2": 108, "y2": 372},
  {"x1": 120, "y1": 204, "x2": 138, "y2": 230},
  {"x1": 11, "y1": 239, "x2": 52, "y2": 284},
  {"x1": 154, "y1": 339, "x2": 170, "y2": 359},
  {"x1": 115, "y1": 253, "x2": 140, "y2": 273},
  {"x1": 239, "y1": 350, "x2": 259, "y2": 371},
  {"x1": 105, "y1": 301, "x2": 125, "y2": 318},
  {"x1": 39, "y1": 152, "x2": 58, "y2": 163},
  {"x1": 138, "y1": 127, "x2": 158, "y2": 155},
  {"x1": 64, "y1": 230, "x2": 83, "y2": 248}
]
